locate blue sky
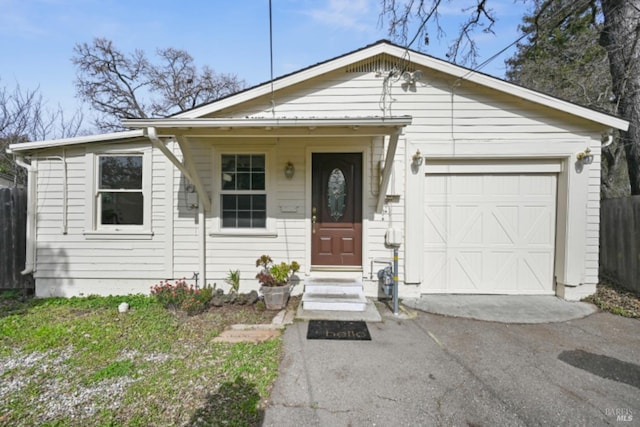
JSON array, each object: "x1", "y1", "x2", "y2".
[{"x1": 1, "y1": 0, "x2": 527, "y2": 128}]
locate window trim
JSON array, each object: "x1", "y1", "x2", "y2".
[
  {"x1": 211, "y1": 145, "x2": 276, "y2": 236},
  {"x1": 84, "y1": 145, "x2": 153, "y2": 238}
]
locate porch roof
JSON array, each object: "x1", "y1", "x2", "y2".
[
  {"x1": 121, "y1": 116, "x2": 412, "y2": 137},
  {"x1": 125, "y1": 116, "x2": 412, "y2": 215}
]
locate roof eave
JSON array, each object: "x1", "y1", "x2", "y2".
[
  {"x1": 123, "y1": 116, "x2": 412, "y2": 130},
  {"x1": 7, "y1": 130, "x2": 145, "y2": 153}
]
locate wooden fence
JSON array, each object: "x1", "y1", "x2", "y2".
[
  {"x1": 600, "y1": 195, "x2": 640, "y2": 294},
  {"x1": 0, "y1": 186, "x2": 33, "y2": 293}
]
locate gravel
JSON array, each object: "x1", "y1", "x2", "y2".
[
  {"x1": 584, "y1": 281, "x2": 640, "y2": 318},
  {"x1": 0, "y1": 346, "x2": 138, "y2": 423}
]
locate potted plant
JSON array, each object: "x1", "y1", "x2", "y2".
[{"x1": 256, "y1": 255, "x2": 300, "y2": 310}]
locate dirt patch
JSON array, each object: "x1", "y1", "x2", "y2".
[{"x1": 584, "y1": 282, "x2": 640, "y2": 318}]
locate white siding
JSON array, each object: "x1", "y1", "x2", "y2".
[
  {"x1": 208, "y1": 66, "x2": 602, "y2": 297},
  {"x1": 32, "y1": 143, "x2": 171, "y2": 297},
  {"x1": 32, "y1": 55, "x2": 605, "y2": 298}
]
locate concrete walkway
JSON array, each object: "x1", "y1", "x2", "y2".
[{"x1": 402, "y1": 294, "x2": 598, "y2": 323}]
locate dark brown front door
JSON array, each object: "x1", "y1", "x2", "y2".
[{"x1": 311, "y1": 153, "x2": 362, "y2": 266}]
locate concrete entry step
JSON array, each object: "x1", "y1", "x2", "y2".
[
  {"x1": 302, "y1": 277, "x2": 366, "y2": 312},
  {"x1": 302, "y1": 293, "x2": 368, "y2": 311}
]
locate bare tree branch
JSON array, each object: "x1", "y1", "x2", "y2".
[
  {"x1": 0, "y1": 80, "x2": 84, "y2": 183},
  {"x1": 72, "y1": 38, "x2": 246, "y2": 131}
]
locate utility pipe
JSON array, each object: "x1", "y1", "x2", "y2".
[
  {"x1": 393, "y1": 247, "x2": 399, "y2": 316},
  {"x1": 15, "y1": 155, "x2": 36, "y2": 275}
]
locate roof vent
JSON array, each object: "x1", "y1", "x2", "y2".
[{"x1": 345, "y1": 54, "x2": 416, "y2": 74}]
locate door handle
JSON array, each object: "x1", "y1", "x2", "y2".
[{"x1": 312, "y1": 207, "x2": 317, "y2": 234}]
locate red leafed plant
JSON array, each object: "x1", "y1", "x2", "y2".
[
  {"x1": 255, "y1": 255, "x2": 300, "y2": 287},
  {"x1": 150, "y1": 279, "x2": 213, "y2": 315}
]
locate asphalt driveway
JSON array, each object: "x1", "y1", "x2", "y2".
[{"x1": 263, "y1": 310, "x2": 640, "y2": 426}]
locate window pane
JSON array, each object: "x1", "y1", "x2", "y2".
[
  {"x1": 222, "y1": 194, "x2": 236, "y2": 228},
  {"x1": 251, "y1": 172, "x2": 265, "y2": 190},
  {"x1": 237, "y1": 155, "x2": 251, "y2": 171},
  {"x1": 236, "y1": 172, "x2": 251, "y2": 190},
  {"x1": 253, "y1": 195, "x2": 266, "y2": 210},
  {"x1": 222, "y1": 211, "x2": 236, "y2": 228},
  {"x1": 100, "y1": 192, "x2": 143, "y2": 225},
  {"x1": 252, "y1": 155, "x2": 265, "y2": 171},
  {"x1": 237, "y1": 195, "x2": 251, "y2": 210},
  {"x1": 222, "y1": 172, "x2": 235, "y2": 190},
  {"x1": 99, "y1": 156, "x2": 142, "y2": 190},
  {"x1": 237, "y1": 211, "x2": 251, "y2": 228},
  {"x1": 222, "y1": 195, "x2": 236, "y2": 210},
  {"x1": 252, "y1": 214, "x2": 266, "y2": 228},
  {"x1": 221, "y1": 155, "x2": 235, "y2": 172}
]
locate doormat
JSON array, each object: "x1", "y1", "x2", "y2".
[{"x1": 307, "y1": 320, "x2": 371, "y2": 341}]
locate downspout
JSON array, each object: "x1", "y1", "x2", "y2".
[
  {"x1": 15, "y1": 155, "x2": 36, "y2": 275},
  {"x1": 146, "y1": 127, "x2": 208, "y2": 286}
]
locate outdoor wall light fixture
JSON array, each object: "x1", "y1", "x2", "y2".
[
  {"x1": 576, "y1": 147, "x2": 594, "y2": 165},
  {"x1": 411, "y1": 150, "x2": 424, "y2": 167},
  {"x1": 284, "y1": 161, "x2": 295, "y2": 179}
]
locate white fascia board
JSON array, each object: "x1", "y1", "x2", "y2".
[
  {"x1": 7, "y1": 130, "x2": 145, "y2": 153},
  {"x1": 123, "y1": 116, "x2": 412, "y2": 130}
]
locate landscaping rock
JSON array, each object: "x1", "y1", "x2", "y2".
[
  {"x1": 247, "y1": 290, "x2": 259, "y2": 305},
  {"x1": 235, "y1": 293, "x2": 248, "y2": 305},
  {"x1": 222, "y1": 293, "x2": 236, "y2": 304}
]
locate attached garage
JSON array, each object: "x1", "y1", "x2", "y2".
[{"x1": 421, "y1": 160, "x2": 561, "y2": 295}]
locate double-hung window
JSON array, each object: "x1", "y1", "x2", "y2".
[
  {"x1": 97, "y1": 155, "x2": 144, "y2": 225},
  {"x1": 84, "y1": 147, "x2": 152, "y2": 239},
  {"x1": 220, "y1": 154, "x2": 266, "y2": 228}
]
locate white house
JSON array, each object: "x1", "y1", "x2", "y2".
[{"x1": 8, "y1": 41, "x2": 629, "y2": 304}]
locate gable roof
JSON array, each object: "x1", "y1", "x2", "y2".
[{"x1": 175, "y1": 40, "x2": 628, "y2": 131}]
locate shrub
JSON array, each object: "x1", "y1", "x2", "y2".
[{"x1": 150, "y1": 279, "x2": 214, "y2": 315}]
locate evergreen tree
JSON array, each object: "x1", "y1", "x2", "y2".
[{"x1": 505, "y1": 0, "x2": 629, "y2": 198}]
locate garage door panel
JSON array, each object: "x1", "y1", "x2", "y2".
[
  {"x1": 424, "y1": 250, "x2": 447, "y2": 288},
  {"x1": 452, "y1": 252, "x2": 483, "y2": 291},
  {"x1": 423, "y1": 173, "x2": 557, "y2": 295},
  {"x1": 488, "y1": 208, "x2": 517, "y2": 245},
  {"x1": 424, "y1": 206, "x2": 448, "y2": 244},
  {"x1": 454, "y1": 209, "x2": 482, "y2": 244}
]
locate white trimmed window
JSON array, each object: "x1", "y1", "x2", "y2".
[
  {"x1": 84, "y1": 147, "x2": 152, "y2": 239},
  {"x1": 220, "y1": 154, "x2": 266, "y2": 228},
  {"x1": 212, "y1": 147, "x2": 275, "y2": 236},
  {"x1": 98, "y1": 155, "x2": 144, "y2": 225}
]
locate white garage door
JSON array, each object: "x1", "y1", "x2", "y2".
[{"x1": 423, "y1": 173, "x2": 557, "y2": 294}]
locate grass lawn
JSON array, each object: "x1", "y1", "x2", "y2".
[{"x1": 0, "y1": 293, "x2": 283, "y2": 426}]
